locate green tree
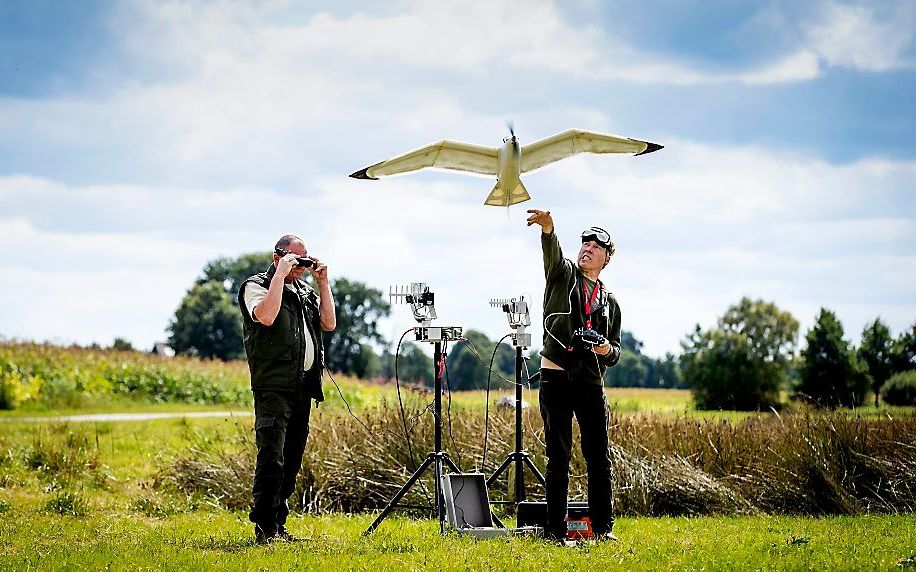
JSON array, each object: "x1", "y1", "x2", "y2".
[
  {"x1": 858, "y1": 318, "x2": 894, "y2": 406},
  {"x1": 111, "y1": 337, "x2": 134, "y2": 352},
  {"x1": 168, "y1": 280, "x2": 244, "y2": 360},
  {"x1": 654, "y1": 352, "x2": 684, "y2": 388},
  {"x1": 378, "y1": 342, "x2": 434, "y2": 385},
  {"x1": 604, "y1": 351, "x2": 649, "y2": 387},
  {"x1": 197, "y1": 251, "x2": 272, "y2": 303},
  {"x1": 445, "y1": 330, "x2": 513, "y2": 391},
  {"x1": 796, "y1": 309, "x2": 869, "y2": 408},
  {"x1": 890, "y1": 323, "x2": 916, "y2": 374},
  {"x1": 621, "y1": 330, "x2": 644, "y2": 354},
  {"x1": 682, "y1": 297, "x2": 798, "y2": 410},
  {"x1": 322, "y1": 277, "x2": 390, "y2": 377}
]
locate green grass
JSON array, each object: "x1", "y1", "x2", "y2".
[
  {"x1": 1, "y1": 510, "x2": 914, "y2": 570},
  {"x1": 1, "y1": 413, "x2": 914, "y2": 569}
]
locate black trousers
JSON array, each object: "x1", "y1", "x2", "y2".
[
  {"x1": 249, "y1": 387, "x2": 312, "y2": 530},
  {"x1": 539, "y1": 368, "x2": 614, "y2": 537}
]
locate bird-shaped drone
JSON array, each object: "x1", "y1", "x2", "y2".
[{"x1": 350, "y1": 127, "x2": 663, "y2": 206}]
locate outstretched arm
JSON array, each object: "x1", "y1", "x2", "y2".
[{"x1": 527, "y1": 209, "x2": 569, "y2": 280}]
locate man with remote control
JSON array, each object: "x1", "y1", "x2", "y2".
[
  {"x1": 238, "y1": 234, "x2": 336, "y2": 544},
  {"x1": 526, "y1": 209, "x2": 622, "y2": 542}
]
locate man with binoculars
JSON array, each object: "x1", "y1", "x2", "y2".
[
  {"x1": 238, "y1": 234, "x2": 336, "y2": 544},
  {"x1": 526, "y1": 209, "x2": 622, "y2": 542}
]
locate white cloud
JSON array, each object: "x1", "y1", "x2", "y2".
[
  {"x1": 806, "y1": 2, "x2": 916, "y2": 72},
  {"x1": 2, "y1": 137, "x2": 914, "y2": 354}
]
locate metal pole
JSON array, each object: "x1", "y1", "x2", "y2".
[
  {"x1": 515, "y1": 345, "x2": 525, "y2": 503},
  {"x1": 434, "y1": 341, "x2": 444, "y2": 534}
]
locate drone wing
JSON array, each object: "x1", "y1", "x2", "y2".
[
  {"x1": 350, "y1": 140, "x2": 499, "y2": 179},
  {"x1": 520, "y1": 129, "x2": 663, "y2": 174}
]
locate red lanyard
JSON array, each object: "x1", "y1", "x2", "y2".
[{"x1": 582, "y1": 280, "x2": 600, "y2": 329}]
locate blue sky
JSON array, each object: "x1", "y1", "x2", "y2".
[{"x1": 0, "y1": 0, "x2": 914, "y2": 356}]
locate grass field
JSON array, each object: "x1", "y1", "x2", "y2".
[
  {"x1": 3, "y1": 511, "x2": 915, "y2": 570},
  {"x1": 1, "y1": 412, "x2": 914, "y2": 569},
  {"x1": 2, "y1": 343, "x2": 915, "y2": 568}
]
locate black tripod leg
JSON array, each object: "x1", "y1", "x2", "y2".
[
  {"x1": 522, "y1": 455, "x2": 546, "y2": 485},
  {"x1": 364, "y1": 455, "x2": 435, "y2": 535},
  {"x1": 486, "y1": 455, "x2": 514, "y2": 488},
  {"x1": 443, "y1": 456, "x2": 461, "y2": 473}
]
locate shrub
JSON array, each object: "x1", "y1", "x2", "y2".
[
  {"x1": 881, "y1": 370, "x2": 916, "y2": 406},
  {"x1": 0, "y1": 499, "x2": 10, "y2": 514}
]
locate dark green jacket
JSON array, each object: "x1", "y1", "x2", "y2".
[
  {"x1": 540, "y1": 231, "x2": 621, "y2": 384},
  {"x1": 238, "y1": 264, "x2": 324, "y2": 401}
]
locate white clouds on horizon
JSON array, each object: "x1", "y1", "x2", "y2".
[{"x1": 2, "y1": 138, "x2": 913, "y2": 355}]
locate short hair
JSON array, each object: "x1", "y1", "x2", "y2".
[{"x1": 274, "y1": 234, "x2": 302, "y2": 253}]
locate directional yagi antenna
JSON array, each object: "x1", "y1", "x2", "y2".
[{"x1": 390, "y1": 282, "x2": 437, "y2": 325}]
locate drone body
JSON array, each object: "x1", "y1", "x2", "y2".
[{"x1": 350, "y1": 128, "x2": 663, "y2": 206}]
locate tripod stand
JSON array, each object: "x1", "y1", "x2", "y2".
[
  {"x1": 486, "y1": 297, "x2": 546, "y2": 506},
  {"x1": 364, "y1": 338, "x2": 461, "y2": 536},
  {"x1": 365, "y1": 283, "x2": 483, "y2": 536}
]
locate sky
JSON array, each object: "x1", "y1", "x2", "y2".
[{"x1": 0, "y1": 0, "x2": 914, "y2": 357}]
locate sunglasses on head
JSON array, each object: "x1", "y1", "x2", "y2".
[{"x1": 274, "y1": 247, "x2": 314, "y2": 268}]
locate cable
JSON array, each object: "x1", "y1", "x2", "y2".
[
  {"x1": 480, "y1": 333, "x2": 512, "y2": 472},
  {"x1": 324, "y1": 368, "x2": 375, "y2": 435},
  {"x1": 394, "y1": 327, "x2": 421, "y2": 473},
  {"x1": 543, "y1": 276, "x2": 578, "y2": 351},
  {"x1": 457, "y1": 337, "x2": 519, "y2": 386},
  {"x1": 394, "y1": 327, "x2": 434, "y2": 505}
]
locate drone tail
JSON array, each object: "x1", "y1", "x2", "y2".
[{"x1": 484, "y1": 180, "x2": 531, "y2": 207}]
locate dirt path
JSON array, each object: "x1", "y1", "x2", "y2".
[{"x1": 0, "y1": 411, "x2": 252, "y2": 423}]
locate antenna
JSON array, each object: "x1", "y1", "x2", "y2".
[
  {"x1": 489, "y1": 295, "x2": 531, "y2": 348},
  {"x1": 390, "y1": 282, "x2": 461, "y2": 343}
]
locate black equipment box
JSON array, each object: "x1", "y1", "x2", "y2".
[{"x1": 517, "y1": 501, "x2": 589, "y2": 527}]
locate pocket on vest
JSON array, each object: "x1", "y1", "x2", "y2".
[{"x1": 259, "y1": 344, "x2": 293, "y2": 361}]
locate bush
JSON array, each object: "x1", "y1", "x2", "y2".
[{"x1": 881, "y1": 370, "x2": 916, "y2": 406}]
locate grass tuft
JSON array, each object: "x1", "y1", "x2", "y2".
[{"x1": 42, "y1": 490, "x2": 90, "y2": 517}]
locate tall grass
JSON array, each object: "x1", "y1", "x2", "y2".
[{"x1": 158, "y1": 401, "x2": 916, "y2": 517}]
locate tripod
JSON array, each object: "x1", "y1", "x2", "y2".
[
  {"x1": 364, "y1": 339, "x2": 460, "y2": 535},
  {"x1": 486, "y1": 297, "x2": 546, "y2": 506}
]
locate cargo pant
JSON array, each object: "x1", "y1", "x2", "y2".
[
  {"x1": 249, "y1": 386, "x2": 312, "y2": 530},
  {"x1": 539, "y1": 368, "x2": 614, "y2": 538}
]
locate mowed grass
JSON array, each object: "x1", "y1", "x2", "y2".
[{"x1": 1, "y1": 510, "x2": 914, "y2": 570}]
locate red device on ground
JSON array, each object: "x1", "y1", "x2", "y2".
[{"x1": 565, "y1": 516, "x2": 594, "y2": 541}]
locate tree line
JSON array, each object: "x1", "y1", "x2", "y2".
[
  {"x1": 165, "y1": 252, "x2": 680, "y2": 390},
  {"x1": 165, "y1": 253, "x2": 915, "y2": 405},
  {"x1": 682, "y1": 297, "x2": 916, "y2": 409}
]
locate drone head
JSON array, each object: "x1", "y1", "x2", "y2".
[{"x1": 503, "y1": 120, "x2": 517, "y2": 145}]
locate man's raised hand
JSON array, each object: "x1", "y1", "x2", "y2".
[
  {"x1": 308, "y1": 257, "x2": 328, "y2": 284},
  {"x1": 526, "y1": 209, "x2": 554, "y2": 234},
  {"x1": 276, "y1": 253, "x2": 299, "y2": 277}
]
